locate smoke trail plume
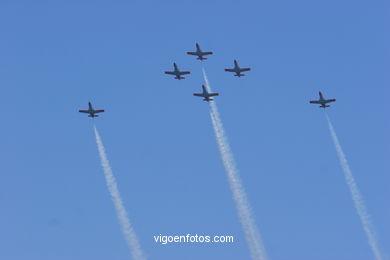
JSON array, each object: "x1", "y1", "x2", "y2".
[
  {"x1": 325, "y1": 112, "x2": 382, "y2": 260},
  {"x1": 203, "y1": 68, "x2": 268, "y2": 260},
  {"x1": 94, "y1": 125, "x2": 146, "y2": 260}
]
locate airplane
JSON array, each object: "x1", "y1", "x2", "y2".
[
  {"x1": 164, "y1": 63, "x2": 190, "y2": 80},
  {"x1": 309, "y1": 91, "x2": 336, "y2": 108},
  {"x1": 193, "y1": 85, "x2": 219, "y2": 102},
  {"x1": 187, "y1": 43, "x2": 213, "y2": 60},
  {"x1": 79, "y1": 102, "x2": 105, "y2": 117},
  {"x1": 224, "y1": 60, "x2": 251, "y2": 77}
]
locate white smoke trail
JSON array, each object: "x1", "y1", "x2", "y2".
[
  {"x1": 202, "y1": 68, "x2": 268, "y2": 260},
  {"x1": 94, "y1": 125, "x2": 146, "y2": 260},
  {"x1": 325, "y1": 112, "x2": 383, "y2": 260}
]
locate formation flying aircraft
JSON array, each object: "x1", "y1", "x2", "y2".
[
  {"x1": 164, "y1": 63, "x2": 190, "y2": 80},
  {"x1": 309, "y1": 92, "x2": 336, "y2": 108},
  {"x1": 187, "y1": 43, "x2": 213, "y2": 60},
  {"x1": 193, "y1": 85, "x2": 219, "y2": 102},
  {"x1": 79, "y1": 102, "x2": 105, "y2": 117},
  {"x1": 224, "y1": 60, "x2": 251, "y2": 77}
]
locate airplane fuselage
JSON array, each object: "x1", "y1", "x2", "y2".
[
  {"x1": 87, "y1": 109, "x2": 99, "y2": 117},
  {"x1": 234, "y1": 68, "x2": 243, "y2": 77},
  {"x1": 200, "y1": 90, "x2": 216, "y2": 101},
  {"x1": 200, "y1": 93, "x2": 214, "y2": 102},
  {"x1": 173, "y1": 70, "x2": 186, "y2": 76},
  {"x1": 195, "y1": 51, "x2": 207, "y2": 60},
  {"x1": 234, "y1": 65, "x2": 246, "y2": 76},
  {"x1": 172, "y1": 70, "x2": 185, "y2": 79}
]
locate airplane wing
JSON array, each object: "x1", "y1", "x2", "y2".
[
  {"x1": 327, "y1": 99, "x2": 336, "y2": 103},
  {"x1": 224, "y1": 69, "x2": 235, "y2": 72},
  {"x1": 193, "y1": 93, "x2": 203, "y2": 97},
  {"x1": 181, "y1": 71, "x2": 190, "y2": 75},
  {"x1": 209, "y1": 93, "x2": 219, "y2": 97},
  {"x1": 79, "y1": 110, "x2": 89, "y2": 113},
  {"x1": 309, "y1": 101, "x2": 320, "y2": 104},
  {"x1": 95, "y1": 110, "x2": 105, "y2": 113},
  {"x1": 240, "y1": 68, "x2": 251, "y2": 72},
  {"x1": 164, "y1": 71, "x2": 175, "y2": 75},
  {"x1": 187, "y1": 52, "x2": 197, "y2": 55},
  {"x1": 203, "y1": 51, "x2": 213, "y2": 55}
]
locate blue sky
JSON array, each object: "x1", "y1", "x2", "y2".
[{"x1": 0, "y1": 0, "x2": 388, "y2": 259}]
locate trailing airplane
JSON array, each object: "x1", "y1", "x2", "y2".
[
  {"x1": 193, "y1": 85, "x2": 219, "y2": 102},
  {"x1": 164, "y1": 63, "x2": 190, "y2": 80},
  {"x1": 224, "y1": 60, "x2": 251, "y2": 77},
  {"x1": 79, "y1": 102, "x2": 105, "y2": 117},
  {"x1": 187, "y1": 43, "x2": 213, "y2": 60},
  {"x1": 309, "y1": 91, "x2": 336, "y2": 108}
]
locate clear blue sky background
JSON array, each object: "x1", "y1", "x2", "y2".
[{"x1": 0, "y1": 1, "x2": 388, "y2": 259}]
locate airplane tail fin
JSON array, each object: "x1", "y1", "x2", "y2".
[
  {"x1": 319, "y1": 91, "x2": 324, "y2": 100},
  {"x1": 234, "y1": 59, "x2": 238, "y2": 66},
  {"x1": 196, "y1": 43, "x2": 200, "y2": 50}
]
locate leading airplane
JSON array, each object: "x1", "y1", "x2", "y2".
[
  {"x1": 164, "y1": 63, "x2": 190, "y2": 80},
  {"x1": 309, "y1": 91, "x2": 336, "y2": 108},
  {"x1": 193, "y1": 85, "x2": 219, "y2": 102},
  {"x1": 187, "y1": 43, "x2": 213, "y2": 60},
  {"x1": 79, "y1": 102, "x2": 105, "y2": 117},
  {"x1": 224, "y1": 60, "x2": 251, "y2": 77}
]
